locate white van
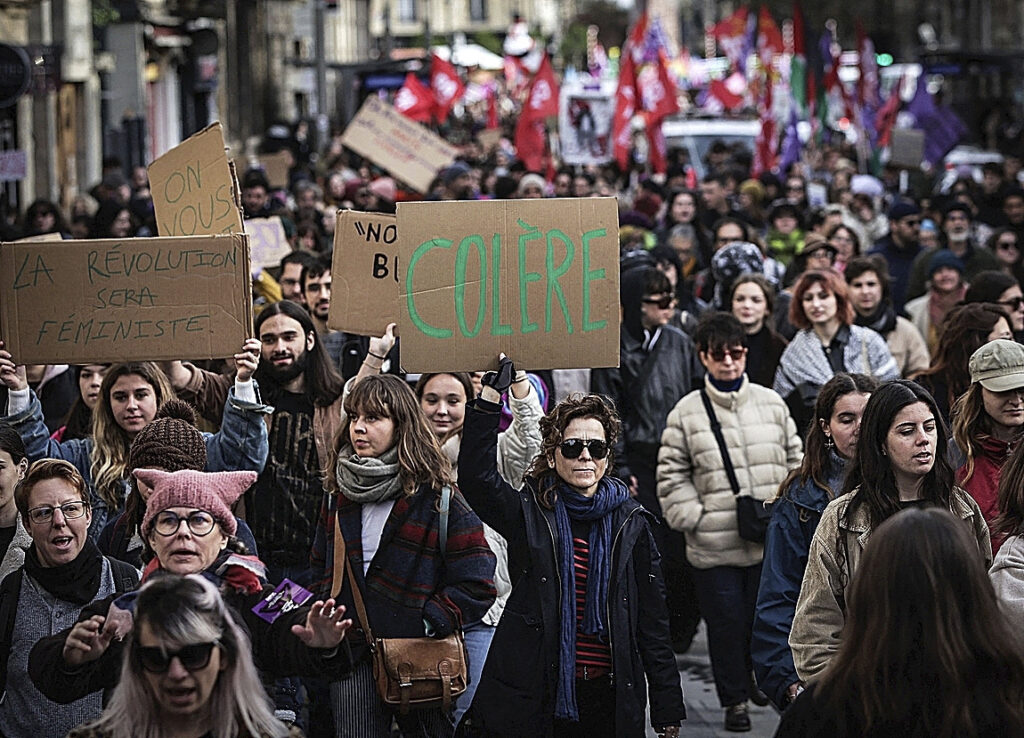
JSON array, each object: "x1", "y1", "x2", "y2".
[{"x1": 661, "y1": 117, "x2": 760, "y2": 179}]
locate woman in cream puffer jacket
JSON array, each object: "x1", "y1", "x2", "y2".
[
  {"x1": 657, "y1": 376, "x2": 803, "y2": 569},
  {"x1": 656, "y1": 313, "x2": 802, "y2": 729}
]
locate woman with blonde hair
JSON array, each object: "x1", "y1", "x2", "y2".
[
  {"x1": 312, "y1": 373, "x2": 495, "y2": 737},
  {"x1": 68, "y1": 574, "x2": 301, "y2": 738},
  {"x1": 0, "y1": 347, "x2": 268, "y2": 537}
]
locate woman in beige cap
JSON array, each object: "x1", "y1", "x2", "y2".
[{"x1": 952, "y1": 339, "x2": 1024, "y2": 556}]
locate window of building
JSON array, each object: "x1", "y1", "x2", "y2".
[
  {"x1": 469, "y1": 0, "x2": 486, "y2": 22},
  {"x1": 397, "y1": 0, "x2": 417, "y2": 22}
]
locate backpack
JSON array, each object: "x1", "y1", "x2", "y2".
[{"x1": 0, "y1": 556, "x2": 139, "y2": 695}]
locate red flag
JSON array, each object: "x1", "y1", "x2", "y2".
[
  {"x1": 711, "y1": 7, "x2": 750, "y2": 72},
  {"x1": 611, "y1": 15, "x2": 648, "y2": 171},
  {"x1": 515, "y1": 54, "x2": 558, "y2": 172},
  {"x1": 430, "y1": 53, "x2": 465, "y2": 121},
  {"x1": 756, "y1": 7, "x2": 783, "y2": 69},
  {"x1": 708, "y1": 77, "x2": 745, "y2": 110},
  {"x1": 639, "y1": 51, "x2": 680, "y2": 123},
  {"x1": 394, "y1": 73, "x2": 434, "y2": 123},
  {"x1": 520, "y1": 54, "x2": 559, "y2": 123},
  {"x1": 753, "y1": 80, "x2": 777, "y2": 175},
  {"x1": 487, "y1": 85, "x2": 499, "y2": 129},
  {"x1": 875, "y1": 74, "x2": 904, "y2": 147}
]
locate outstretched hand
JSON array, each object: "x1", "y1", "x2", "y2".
[
  {"x1": 291, "y1": 599, "x2": 352, "y2": 649},
  {"x1": 368, "y1": 323, "x2": 397, "y2": 360},
  {"x1": 63, "y1": 615, "x2": 117, "y2": 667}
]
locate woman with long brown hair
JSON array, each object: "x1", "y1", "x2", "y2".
[
  {"x1": 777, "y1": 508, "x2": 1024, "y2": 738},
  {"x1": 311, "y1": 373, "x2": 495, "y2": 738},
  {"x1": 752, "y1": 373, "x2": 877, "y2": 709},
  {"x1": 789, "y1": 380, "x2": 990, "y2": 682}
]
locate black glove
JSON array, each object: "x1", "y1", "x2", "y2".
[{"x1": 481, "y1": 356, "x2": 515, "y2": 395}]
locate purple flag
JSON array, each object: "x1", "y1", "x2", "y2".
[
  {"x1": 905, "y1": 75, "x2": 967, "y2": 166},
  {"x1": 779, "y1": 104, "x2": 802, "y2": 173}
]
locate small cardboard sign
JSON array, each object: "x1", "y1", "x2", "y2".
[
  {"x1": 0, "y1": 233, "x2": 253, "y2": 364},
  {"x1": 148, "y1": 122, "x2": 244, "y2": 238},
  {"x1": 889, "y1": 129, "x2": 926, "y2": 169},
  {"x1": 258, "y1": 150, "x2": 293, "y2": 189},
  {"x1": 0, "y1": 149, "x2": 27, "y2": 182},
  {"x1": 327, "y1": 210, "x2": 399, "y2": 335},
  {"x1": 341, "y1": 96, "x2": 457, "y2": 194},
  {"x1": 397, "y1": 197, "x2": 620, "y2": 372},
  {"x1": 476, "y1": 128, "x2": 502, "y2": 154},
  {"x1": 245, "y1": 216, "x2": 291, "y2": 272},
  {"x1": 251, "y1": 578, "x2": 314, "y2": 624}
]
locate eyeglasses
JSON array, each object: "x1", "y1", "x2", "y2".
[
  {"x1": 997, "y1": 240, "x2": 1019, "y2": 250},
  {"x1": 558, "y1": 439, "x2": 610, "y2": 460},
  {"x1": 153, "y1": 510, "x2": 217, "y2": 537},
  {"x1": 900, "y1": 219, "x2": 922, "y2": 227},
  {"x1": 27, "y1": 501, "x2": 90, "y2": 525},
  {"x1": 807, "y1": 249, "x2": 835, "y2": 262},
  {"x1": 642, "y1": 295, "x2": 675, "y2": 309},
  {"x1": 708, "y1": 347, "x2": 746, "y2": 362},
  {"x1": 137, "y1": 642, "x2": 219, "y2": 673},
  {"x1": 1000, "y1": 296, "x2": 1024, "y2": 310}
]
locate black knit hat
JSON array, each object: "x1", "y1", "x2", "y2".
[{"x1": 127, "y1": 399, "x2": 206, "y2": 474}]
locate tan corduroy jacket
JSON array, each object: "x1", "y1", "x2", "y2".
[{"x1": 791, "y1": 487, "x2": 991, "y2": 681}]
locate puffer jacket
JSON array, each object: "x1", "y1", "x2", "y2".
[
  {"x1": 791, "y1": 487, "x2": 991, "y2": 681},
  {"x1": 656, "y1": 375, "x2": 803, "y2": 569},
  {"x1": 751, "y1": 452, "x2": 846, "y2": 709}
]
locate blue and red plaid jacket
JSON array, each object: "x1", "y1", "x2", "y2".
[{"x1": 311, "y1": 484, "x2": 496, "y2": 647}]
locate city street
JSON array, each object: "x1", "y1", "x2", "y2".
[{"x1": 648, "y1": 624, "x2": 781, "y2": 738}]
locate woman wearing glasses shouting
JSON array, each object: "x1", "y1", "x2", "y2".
[
  {"x1": 68, "y1": 573, "x2": 303, "y2": 738},
  {"x1": 0, "y1": 459, "x2": 139, "y2": 738},
  {"x1": 658, "y1": 312, "x2": 803, "y2": 732},
  {"x1": 458, "y1": 358, "x2": 685, "y2": 738},
  {"x1": 27, "y1": 468, "x2": 352, "y2": 714}
]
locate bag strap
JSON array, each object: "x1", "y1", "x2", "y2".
[
  {"x1": 699, "y1": 389, "x2": 742, "y2": 496},
  {"x1": 439, "y1": 484, "x2": 451, "y2": 554},
  {"x1": 332, "y1": 511, "x2": 375, "y2": 644}
]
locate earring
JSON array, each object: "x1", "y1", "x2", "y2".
[{"x1": 824, "y1": 434, "x2": 834, "y2": 450}]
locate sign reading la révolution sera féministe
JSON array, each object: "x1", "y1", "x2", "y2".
[
  {"x1": 397, "y1": 197, "x2": 620, "y2": 372},
  {"x1": 0, "y1": 234, "x2": 253, "y2": 364}
]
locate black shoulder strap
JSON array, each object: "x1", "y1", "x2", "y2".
[
  {"x1": 699, "y1": 389, "x2": 741, "y2": 496},
  {"x1": 105, "y1": 557, "x2": 140, "y2": 593},
  {"x1": 0, "y1": 568, "x2": 24, "y2": 697}
]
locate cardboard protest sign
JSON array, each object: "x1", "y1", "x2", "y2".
[
  {"x1": 398, "y1": 197, "x2": 620, "y2": 372},
  {"x1": 327, "y1": 210, "x2": 399, "y2": 335},
  {"x1": 245, "y1": 216, "x2": 291, "y2": 272},
  {"x1": 0, "y1": 234, "x2": 253, "y2": 364},
  {"x1": 148, "y1": 122, "x2": 244, "y2": 238},
  {"x1": 341, "y1": 96, "x2": 457, "y2": 193},
  {"x1": 13, "y1": 232, "x2": 63, "y2": 243},
  {"x1": 889, "y1": 129, "x2": 926, "y2": 169},
  {"x1": 258, "y1": 151, "x2": 292, "y2": 189}
]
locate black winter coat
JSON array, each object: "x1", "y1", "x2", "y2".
[{"x1": 457, "y1": 399, "x2": 686, "y2": 737}]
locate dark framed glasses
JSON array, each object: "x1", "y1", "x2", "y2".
[
  {"x1": 558, "y1": 439, "x2": 610, "y2": 460},
  {"x1": 642, "y1": 295, "x2": 675, "y2": 310},
  {"x1": 153, "y1": 510, "x2": 217, "y2": 537},
  {"x1": 27, "y1": 501, "x2": 90, "y2": 525},
  {"x1": 1000, "y1": 296, "x2": 1024, "y2": 310},
  {"x1": 709, "y1": 347, "x2": 746, "y2": 362},
  {"x1": 137, "y1": 642, "x2": 218, "y2": 673},
  {"x1": 997, "y1": 239, "x2": 1019, "y2": 250}
]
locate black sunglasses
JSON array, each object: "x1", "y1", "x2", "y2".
[
  {"x1": 558, "y1": 439, "x2": 610, "y2": 460},
  {"x1": 1000, "y1": 296, "x2": 1024, "y2": 310},
  {"x1": 137, "y1": 642, "x2": 219, "y2": 673},
  {"x1": 642, "y1": 295, "x2": 675, "y2": 309},
  {"x1": 709, "y1": 347, "x2": 746, "y2": 362}
]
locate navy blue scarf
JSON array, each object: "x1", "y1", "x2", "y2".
[{"x1": 552, "y1": 475, "x2": 630, "y2": 720}]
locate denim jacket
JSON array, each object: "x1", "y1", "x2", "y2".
[{"x1": 4, "y1": 386, "x2": 271, "y2": 538}]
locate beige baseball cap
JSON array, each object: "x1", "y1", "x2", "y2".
[{"x1": 969, "y1": 339, "x2": 1024, "y2": 391}]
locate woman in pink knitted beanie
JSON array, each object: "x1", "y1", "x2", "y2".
[{"x1": 27, "y1": 468, "x2": 355, "y2": 712}]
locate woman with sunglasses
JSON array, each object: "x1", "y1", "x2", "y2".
[
  {"x1": 68, "y1": 574, "x2": 302, "y2": 738},
  {"x1": 0, "y1": 459, "x2": 139, "y2": 738},
  {"x1": 964, "y1": 270, "x2": 1024, "y2": 335},
  {"x1": 659, "y1": 312, "x2": 803, "y2": 732},
  {"x1": 27, "y1": 468, "x2": 352, "y2": 709},
  {"x1": 458, "y1": 362, "x2": 685, "y2": 738}
]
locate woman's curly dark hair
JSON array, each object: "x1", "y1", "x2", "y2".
[{"x1": 525, "y1": 393, "x2": 622, "y2": 509}]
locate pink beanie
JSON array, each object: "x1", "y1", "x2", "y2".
[{"x1": 136, "y1": 468, "x2": 256, "y2": 538}]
